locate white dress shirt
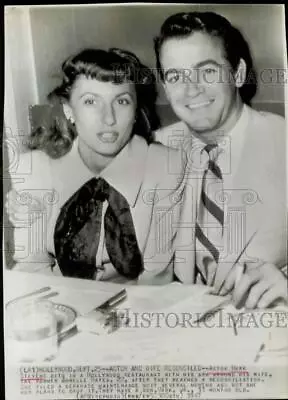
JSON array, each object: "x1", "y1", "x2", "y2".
[{"x1": 154, "y1": 104, "x2": 287, "y2": 283}]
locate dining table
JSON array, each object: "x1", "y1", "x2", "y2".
[{"x1": 4, "y1": 268, "x2": 288, "y2": 399}]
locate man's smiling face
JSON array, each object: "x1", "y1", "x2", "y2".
[{"x1": 160, "y1": 31, "x2": 244, "y2": 142}]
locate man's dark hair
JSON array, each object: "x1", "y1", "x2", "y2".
[{"x1": 154, "y1": 12, "x2": 257, "y2": 104}]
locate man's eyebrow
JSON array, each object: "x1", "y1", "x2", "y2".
[
  {"x1": 164, "y1": 60, "x2": 222, "y2": 76},
  {"x1": 193, "y1": 59, "x2": 222, "y2": 68}
]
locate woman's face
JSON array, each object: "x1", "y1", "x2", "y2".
[{"x1": 66, "y1": 75, "x2": 137, "y2": 157}]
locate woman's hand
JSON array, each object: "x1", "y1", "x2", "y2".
[{"x1": 211, "y1": 261, "x2": 288, "y2": 309}]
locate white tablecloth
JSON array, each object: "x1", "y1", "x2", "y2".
[{"x1": 3, "y1": 269, "x2": 288, "y2": 366}]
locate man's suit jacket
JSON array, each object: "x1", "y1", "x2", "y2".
[{"x1": 154, "y1": 105, "x2": 287, "y2": 283}]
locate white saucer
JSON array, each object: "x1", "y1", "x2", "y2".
[{"x1": 52, "y1": 303, "x2": 77, "y2": 334}]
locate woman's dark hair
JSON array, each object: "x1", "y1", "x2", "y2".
[
  {"x1": 28, "y1": 48, "x2": 160, "y2": 158},
  {"x1": 154, "y1": 12, "x2": 257, "y2": 105}
]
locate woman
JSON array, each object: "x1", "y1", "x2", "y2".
[{"x1": 6, "y1": 48, "x2": 186, "y2": 284}]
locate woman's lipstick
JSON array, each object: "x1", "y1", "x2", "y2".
[{"x1": 97, "y1": 131, "x2": 119, "y2": 143}]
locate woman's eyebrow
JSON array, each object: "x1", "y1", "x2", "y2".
[
  {"x1": 114, "y1": 92, "x2": 133, "y2": 99},
  {"x1": 79, "y1": 92, "x2": 101, "y2": 99},
  {"x1": 79, "y1": 92, "x2": 133, "y2": 99}
]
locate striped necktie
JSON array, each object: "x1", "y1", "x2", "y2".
[{"x1": 195, "y1": 144, "x2": 224, "y2": 283}]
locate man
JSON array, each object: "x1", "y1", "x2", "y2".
[{"x1": 153, "y1": 11, "x2": 287, "y2": 308}]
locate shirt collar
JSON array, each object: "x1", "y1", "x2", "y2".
[
  {"x1": 191, "y1": 104, "x2": 249, "y2": 150},
  {"x1": 218, "y1": 103, "x2": 249, "y2": 154},
  {"x1": 67, "y1": 135, "x2": 148, "y2": 208},
  {"x1": 184, "y1": 104, "x2": 250, "y2": 172},
  {"x1": 217, "y1": 103, "x2": 250, "y2": 174}
]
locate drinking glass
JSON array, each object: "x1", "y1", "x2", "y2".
[{"x1": 6, "y1": 298, "x2": 58, "y2": 362}]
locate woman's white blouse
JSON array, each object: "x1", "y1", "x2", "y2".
[{"x1": 8, "y1": 135, "x2": 187, "y2": 284}]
